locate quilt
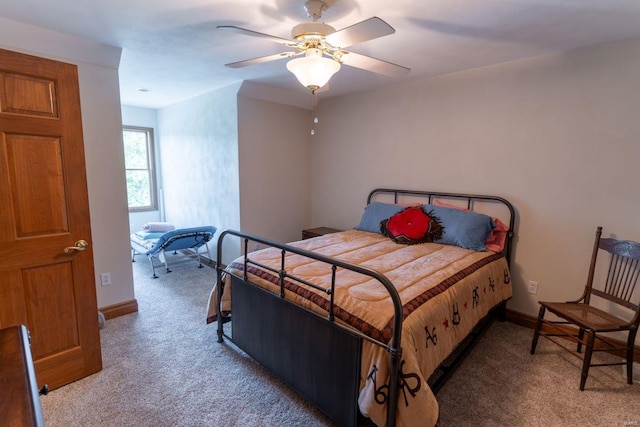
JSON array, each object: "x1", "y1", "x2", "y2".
[{"x1": 207, "y1": 229, "x2": 512, "y2": 427}]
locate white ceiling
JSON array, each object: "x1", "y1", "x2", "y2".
[{"x1": 1, "y1": 0, "x2": 639, "y2": 109}]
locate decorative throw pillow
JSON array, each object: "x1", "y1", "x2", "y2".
[
  {"x1": 484, "y1": 218, "x2": 509, "y2": 252},
  {"x1": 433, "y1": 199, "x2": 509, "y2": 252},
  {"x1": 426, "y1": 204, "x2": 495, "y2": 251},
  {"x1": 355, "y1": 202, "x2": 405, "y2": 233},
  {"x1": 380, "y1": 206, "x2": 444, "y2": 245}
]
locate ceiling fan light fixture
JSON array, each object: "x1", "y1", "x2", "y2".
[{"x1": 286, "y1": 48, "x2": 340, "y2": 92}]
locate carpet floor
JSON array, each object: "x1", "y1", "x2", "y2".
[{"x1": 41, "y1": 255, "x2": 640, "y2": 426}]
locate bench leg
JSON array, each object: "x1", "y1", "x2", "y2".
[
  {"x1": 195, "y1": 249, "x2": 204, "y2": 268},
  {"x1": 160, "y1": 250, "x2": 171, "y2": 273},
  {"x1": 204, "y1": 243, "x2": 213, "y2": 265},
  {"x1": 148, "y1": 255, "x2": 159, "y2": 279}
]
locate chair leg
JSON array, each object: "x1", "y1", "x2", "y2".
[
  {"x1": 627, "y1": 330, "x2": 638, "y2": 385},
  {"x1": 627, "y1": 347, "x2": 634, "y2": 386},
  {"x1": 577, "y1": 327, "x2": 585, "y2": 353},
  {"x1": 530, "y1": 305, "x2": 545, "y2": 354},
  {"x1": 580, "y1": 331, "x2": 596, "y2": 391}
]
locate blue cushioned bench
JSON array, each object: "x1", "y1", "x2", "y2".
[{"x1": 130, "y1": 226, "x2": 217, "y2": 278}]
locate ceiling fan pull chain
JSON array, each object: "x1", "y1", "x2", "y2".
[{"x1": 311, "y1": 90, "x2": 319, "y2": 136}]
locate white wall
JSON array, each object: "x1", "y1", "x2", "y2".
[
  {"x1": 155, "y1": 82, "x2": 312, "y2": 264},
  {"x1": 121, "y1": 105, "x2": 162, "y2": 232},
  {"x1": 311, "y1": 36, "x2": 640, "y2": 325},
  {"x1": 157, "y1": 83, "x2": 243, "y2": 264},
  {"x1": 79, "y1": 64, "x2": 136, "y2": 309},
  {"x1": 0, "y1": 17, "x2": 135, "y2": 309}
]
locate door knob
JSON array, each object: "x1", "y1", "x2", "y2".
[{"x1": 64, "y1": 240, "x2": 89, "y2": 253}]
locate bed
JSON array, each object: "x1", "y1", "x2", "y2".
[
  {"x1": 130, "y1": 225, "x2": 217, "y2": 278},
  {"x1": 207, "y1": 189, "x2": 515, "y2": 427}
]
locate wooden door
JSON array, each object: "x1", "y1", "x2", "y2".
[{"x1": 0, "y1": 48, "x2": 102, "y2": 389}]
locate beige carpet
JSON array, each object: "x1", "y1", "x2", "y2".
[{"x1": 41, "y1": 254, "x2": 640, "y2": 426}]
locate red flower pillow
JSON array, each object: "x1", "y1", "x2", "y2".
[{"x1": 380, "y1": 206, "x2": 444, "y2": 245}]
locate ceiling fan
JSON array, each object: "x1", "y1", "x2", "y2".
[{"x1": 218, "y1": 0, "x2": 410, "y2": 93}]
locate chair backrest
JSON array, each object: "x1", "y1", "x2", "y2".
[{"x1": 585, "y1": 226, "x2": 640, "y2": 324}]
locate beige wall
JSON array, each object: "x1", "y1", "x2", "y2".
[
  {"x1": 0, "y1": 17, "x2": 135, "y2": 309},
  {"x1": 310, "y1": 36, "x2": 640, "y2": 324},
  {"x1": 237, "y1": 93, "x2": 312, "y2": 245},
  {"x1": 4, "y1": 14, "x2": 638, "y2": 331}
]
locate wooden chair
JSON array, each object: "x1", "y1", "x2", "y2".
[{"x1": 530, "y1": 226, "x2": 640, "y2": 390}]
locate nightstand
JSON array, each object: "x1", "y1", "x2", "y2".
[{"x1": 302, "y1": 227, "x2": 342, "y2": 240}]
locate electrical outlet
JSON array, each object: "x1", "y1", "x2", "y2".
[
  {"x1": 527, "y1": 280, "x2": 538, "y2": 295},
  {"x1": 100, "y1": 272, "x2": 112, "y2": 286}
]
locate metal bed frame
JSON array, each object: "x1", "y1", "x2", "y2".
[{"x1": 215, "y1": 188, "x2": 516, "y2": 427}]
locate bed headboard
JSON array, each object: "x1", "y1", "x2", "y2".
[{"x1": 367, "y1": 188, "x2": 516, "y2": 265}]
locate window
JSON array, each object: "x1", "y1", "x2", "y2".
[{"x1": 123, "y1": 126, "x2": 157, "y2": 211}]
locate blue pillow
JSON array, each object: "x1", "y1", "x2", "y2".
[
  {"x1": 425, "y1": 204, "x2": 495, "y2": 251},
  {"x1": 355, "y1": 202, "x2": 405, "y2": 233}
]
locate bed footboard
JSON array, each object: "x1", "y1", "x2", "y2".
[
  {"x1": 216, "y1": 230, "x2": 405, "y2": 427},
  {"x1": 231, "y1": 275, "x2": 362, "y2": 426}
]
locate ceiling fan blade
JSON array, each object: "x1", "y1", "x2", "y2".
[
  {"x1": 325, "y1": 17, "x2": 395, "y2": 49},
  {"x1": 338, "y1": 51, "x2": 410, "y2": 77},
  {"x1": 218, "y1": 25, "x2": 294, "y2": 46},
  {"x1": 225, "y1": 52, "x2": 297, "y2": 68}
]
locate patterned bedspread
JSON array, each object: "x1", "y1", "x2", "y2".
[{"x1": 207, "y1": 229, "x2": 512, "y2": 427}]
